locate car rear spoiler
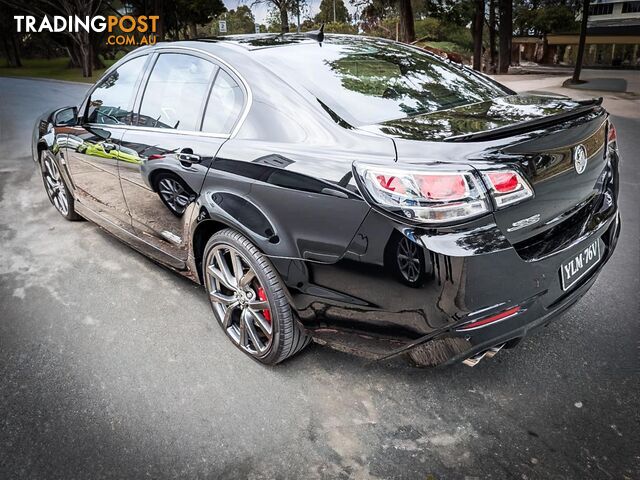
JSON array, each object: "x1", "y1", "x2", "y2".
[{"x1": 444, "y1": 97, "x2": 604, "y2": 143}]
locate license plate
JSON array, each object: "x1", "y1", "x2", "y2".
[{"x1": 560, "y1": 239, "x2": 601, "y2": 291}]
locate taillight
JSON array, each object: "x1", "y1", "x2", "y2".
[
  {"x1": 354, "y1": 162, "x2": 534, "y2": 225},
  {"x1": 354, "y1": 162, "x2": 490, "y2": 224},
  {"x1": 482, "y1": 169, "x2": 533, "y2": 208}
]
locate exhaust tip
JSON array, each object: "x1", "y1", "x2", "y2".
[{"x1": 462, "y1": 343, "x2": 505, "y2": 367}]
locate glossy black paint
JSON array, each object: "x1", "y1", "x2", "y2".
[{"x1": 33, "y1": 34, "x2": 621, "y2": 366}]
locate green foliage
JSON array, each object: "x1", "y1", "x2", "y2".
[
  {"x1": 419, "y1": 0, "x2": 474, "y2": 27},
  {"x1": 414, "y1": 18, "x2": 471, "y2": 48},
  {"x1": 264, "y1": 0, "x2": 308, "y2": 32},
  {"x1": 266, "y1": 7, "x2": 283, "y2": 32},
  {"x1": 0, "y1": 57, "x2": 116, "y2": 82},
  {"x1": 359, "y1": 17, "x2": 399, "y2": 39},
  {"x1": 301, "y1": 21, "x2": 357, "y2": 34},
  {"x1": 422, "y1": 41, "x2": 471, "y2": 56},
  {"x1": 176, "y1": 0, "x2": 227, "y2": 26},
  {"x1": 324, "y1": 22, "x2": 358, "y2": 34},
  {"x1": 212, "y1": 6, "x2": 256, "y2": 35},
  {"x1": 437, "y1": 22, "x2": 473, "y2": 51},
  {"x1": 314, "y1": 0, "x2": 350, "y2": 23},
  {"x1": 514, "y1": 2, "x2": 579, "y2": 35},
  {"x1": 413, "y1": 17, "x2": 440, "y2": 40}
]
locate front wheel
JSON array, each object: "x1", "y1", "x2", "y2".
[{"x1": 203, "y1": 229, "x2": 310, "y2": 365}]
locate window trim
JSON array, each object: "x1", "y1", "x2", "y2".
[
  {"x1": 135, "y1": 51, "x2": 219, "y2": 134},
  {"x1": 200, "y1": 68, "x2": 246, "y2": 135},
  {"x1": 82, "y1": 53, "x2": 152, "y2": 126},
  {"x1": 82, "y1": 45, "x2": 252, "y2": 140}
]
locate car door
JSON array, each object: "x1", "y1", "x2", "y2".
[
  {"x1": 118, "y1": 51, "x2": 245, "y2": 264},
  {"x1": 64, "y1": 54, "x2": 149, "y2": 225}
]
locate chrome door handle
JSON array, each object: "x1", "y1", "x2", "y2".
[{"x1": 177, "y1": 149, "x2": 201, "y2": 164}]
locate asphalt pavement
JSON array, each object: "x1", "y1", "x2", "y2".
[{"x1": 0, "y1": 73, "x2": 638, "y2": 479}]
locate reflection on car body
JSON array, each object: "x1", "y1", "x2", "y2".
[{"x1": 33, "y1": 34, "x2": 621, "y2": 367}]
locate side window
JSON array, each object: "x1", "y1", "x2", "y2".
[
  {"x1": 86, "y1": 55, "x2": 147, "y2": 125},
  {"x1": 202, "y1": 70, "x2": 244, "y2": 134},
  {"x1": 137, "y1": 53, "x2": 216, "y2": 131}
]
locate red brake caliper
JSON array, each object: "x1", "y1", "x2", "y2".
[{"x1": 257, "y1": 287, "x2": 271, "y2": 323}]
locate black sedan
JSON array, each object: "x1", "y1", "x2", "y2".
[{"x1": 33, "y1": 34, "x2": 620, "y2": 367}]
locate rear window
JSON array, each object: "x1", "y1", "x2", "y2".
[{"x1": 255, "y1": 38, "x2": 508, "y2": 126}]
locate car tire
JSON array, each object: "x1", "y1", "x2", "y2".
[
  {"x1": 154, "y1": 172, "x2": 194, "y2": 217},
  {"x1": 40, "y1": 151, "x2": 81, "y2": 221},
  {"x1": 385, "y1": 233, "x2": 427, "y2": 288},
  {"x1": 203, "y1": 228, "x2": 311, "y2": 365}
]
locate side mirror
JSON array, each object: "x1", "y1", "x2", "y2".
[{"x1": 53, "y1": 106, "x2": 78, "y2": 127}]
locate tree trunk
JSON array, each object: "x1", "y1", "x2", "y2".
[
  {"x1": 188, "y1": 23, "x2": 198, "y2": 39},
  {"x1": 279, "y1": 6, "x2": 290, "y2": 33},
  {"x1": 2, "y1": 34, "x2": 21, "y2": 67},
  {"x1": 2, "y1": 36, "x2": 15, "y2": 67},
  {"x1": 67, "y1": 45, "x2": 82, "y2": 68},
  {"x1": 398, "y1": 0, "x2": 415, "y2": 43},
  {"x1": 78, "y1": 33, "x2": 92, "y2": 78},
  {"x1": 471, "y1": 0, "x2": 484, "y2": 71},
  {"x1": 540, "y1": 34, "x2": 548, "y2": 63},
  {"x1": 489, "y1": 0, "x2": 497, "y2": 73},
  {"x1": 92, "y1": 46, "x2": 105, "y2": 70},
  {"x1": 572, "y1": 0, "x2": 589, "y2": 83},
  {"x1": 90, "y1": 34, "x2": 105, "y2": 70},
  {"x1": 153, "y1": 0, "x2": 165, "y2": 40},
  {"x1": 498, "y1": 0, "x2": 512, "y2": 73},
  {"x1": 83, "y1": 48, "x2": 92, "y2": 77},
  {"x1": 10, "y1": 34, "x2": 22, "y2": 67}
]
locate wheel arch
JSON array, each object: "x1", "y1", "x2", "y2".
[
  {"x1": 190, "y1": 205, "x2": 283, "y2": 285},
  {"x1": 36, "y1": 140, "x2": 49, "y2": 160},
  {"x1": 147, "y1": 168, "x2": 183, "y2": 193}
]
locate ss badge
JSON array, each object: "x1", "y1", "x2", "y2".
[{"x1": 507, "y1": 213, "x2": 541, "y2": 232}]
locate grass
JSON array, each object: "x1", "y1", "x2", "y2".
[{"x1": 0, "y1": 57, "x2": 117, "y2": 83}]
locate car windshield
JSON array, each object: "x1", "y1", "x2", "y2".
[{"x1": 254, "y1": 37, "x2": 508, "y2": 126}]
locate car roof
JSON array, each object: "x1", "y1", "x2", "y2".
[
  {"x1": 150, "y1": 34, "x2": 395, "y2": 56},
  {"x1": 195, "y1": 33, "x2": 358, "y2": 52}
]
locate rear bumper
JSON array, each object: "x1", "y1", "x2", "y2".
[
  {"x1": 292, "y1": 208, "x2": 620, "y2": 366},
  {"x1": 438, "y1": 210, "x2": 620, "y2": 366}
]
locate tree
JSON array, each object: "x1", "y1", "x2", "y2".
[
  {"x1": 498, "y1": 0, "x2": 512, "y2": 73},
  {"x1": 255, "y1": 0, "x2": 295, "y2": 32},
  {"x1": 217, "y1": 6, "x2": 256, "y2": 34},
  {"x1": 176, "y1": 0, "x2": 226, "y2": 38},
  {"x1": 470, "y1": 0, "x2": 484, "y2": 70},
  {"x1": 315, "y1": 0, "x2": 350, "y2": 23},
  {"x1": 488, "y1": 0, "x2": 497, "y2": 72},
  {"x1": 571, "y1": 0, "x2": 589, "y2": 83},
  {"x1": 513, "y1": 0, "x2": 578, "y2": 36},
  {"x1": 3, "y1": 0, "x2": 106, "y2": 77},
  {"x1": 352, "y1": 0, "x2": 416, "y2": 43},
  {"x1": 397, "y1": 0, "x2": 415, "y2": 43},
  {"x1": 511, "y1": 0, "x2": 578, "y2": 62},
  {"x1": 127, "y1": 0, "x2": 225, "y2": 39},
  {"x1": 0, "y1": 6, "x2": 22, "y2": 67}
]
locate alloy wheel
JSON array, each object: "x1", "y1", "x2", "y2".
[
  {"x1": 42, "y1": 155, "x2": 69, "y2": 216},
  {"x1": 205, "y1": 244, "x2": 273, "y2": 356},
  {"x1": 397, "y1": 237, "x2": 421, "y2": 283},
  {"x1": 158, "y1": 177, "x2": 191, "y2": 215}
]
